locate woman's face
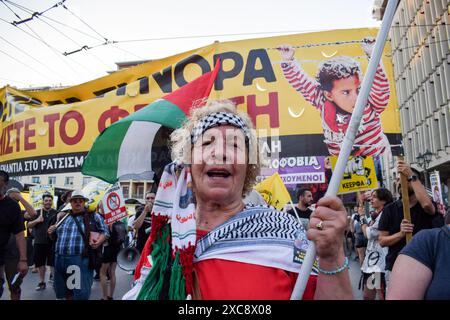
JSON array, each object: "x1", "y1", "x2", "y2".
[
  {"x1": 370, "y1": 191, "x2": 385, "y2": 210},
  {"x1": 191, "y1": 125, "x2": 247, "y2": 205}
]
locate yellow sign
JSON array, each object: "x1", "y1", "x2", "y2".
[
  {"x1": 329, "y1": 156, "x2": 378, "y2": 194},
  {"x1": 29, "y1": 185, "x2": 54, "y2": 209},
  {"x1": 0, "y1": 28, "x2": 401, "y2": 176},
  {"x1": 254, "y1": 172, "x2": 292, "y2": 210}
]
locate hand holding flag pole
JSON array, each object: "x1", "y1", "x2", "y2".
[
  {"x1": 290, "y1": 0, "x2": 400, "y2": 300},
  {"x1": 398, "y1": 156, "x2": 412, "y2": 243}
]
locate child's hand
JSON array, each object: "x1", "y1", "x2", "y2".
[
  {"x1": 277, "y1": 45, "x2": 295, "y2": 61},
  {"x1": 361, "y1": 37, "x2": 376, "y2": 57}
]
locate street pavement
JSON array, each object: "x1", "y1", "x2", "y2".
[
  {"x1": 1, "y1": 255, "x2": 364, "y2": 300},
  {"x1": 1, "y1": 265, "x2": 134, "y2": 300}
]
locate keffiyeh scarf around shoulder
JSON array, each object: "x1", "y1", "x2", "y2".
[{"x1": 129, "y1": 162, "x2": 317, "y2": 300}]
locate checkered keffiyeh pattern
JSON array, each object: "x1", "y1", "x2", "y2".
[{"x1": 191, "y1": 112, "x2": 251, "y2": 144}]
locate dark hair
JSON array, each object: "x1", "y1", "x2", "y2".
[
  {"x1": 410, "y1": 167, "x2": 425, "y2": 184},
  {"x1": 296, "y1": 188, "x2": 311, "y2": 200},
  {"x1": 42, "y1": 193, "x2": 53, "y2": 200},
  {"x1": 316, "y1": 56, "x2": 362, "y2": 92},
  {"x1": 0, "y1": 170, "x2": 9, "y2": 183},
  {"x1": 62, "y1": 190, "x2": 72, "y2": 202},
  {"x1": 373, "y1": 188, "x2": 393, "y2": 205}
]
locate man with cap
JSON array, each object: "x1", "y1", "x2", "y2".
[
  {"x1": 27, "y1": 192, "x2": 57, "y2": 291},
  {"x1": 48, "y1": 190, "x2": 109, "y2": 300}
]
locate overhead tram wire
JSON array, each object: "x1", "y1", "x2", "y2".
[
  {"x1": 4, "y1": 0, "x2": 66, "y2": 25},
  {"x1": 61, "y1": 3, "x2": 108, "y2": 42},
  {"x1": 54, "y1": 22, "x2": 450, "y2": 55},
  {"x1": 61, "y1": 28, "x2": 330, "y2": 56},
  {"x1": 3, "y1": 0, "x2": 95, "y2": 78},
  {"x1": 1, "y1": 1, "x2": 70, "y2": 80},
  {"x1": 1, "y1": 0, "x2": 21, "y2": 20},
  {"x1": 21, "y1": 23, "x2": 85, "y2": 80},
  {"x1": 110, "y1": 43, "x2": 146, "y2": 61},
  {"x1": 39, "y1": 13, "x2": 105, "y2": 42},
  {"x1": 0, "y1": 3, "x2": 90, "y2": 80},
  {"x1": 0, "y1": 48, "x2": 49, "y2": 81},
  {"x1": 0, "y1": 35, "x2": 67, "y2": 81},
  {"x1": 32, "y1": 13, "x2": 112, "y2": 70},
  {"x1": 7, "y1": 0, "x2": 113, "y2": 70}
]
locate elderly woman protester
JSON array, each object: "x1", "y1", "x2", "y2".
[
  {"x1": 387, "y1": 210, "x2": 450, "y2": 300},
  {"x1": 358, "y1": 188, "x2": 393, "y2": 300},
  {"x1": 126, "y1": 100, "x2": 353, "y2": 300}
]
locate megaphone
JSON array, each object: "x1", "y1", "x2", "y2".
[{"x1": 117, "y1": 244, "x2": 140, "y2": 272}]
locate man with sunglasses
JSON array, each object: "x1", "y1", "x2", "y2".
[
  {"x1": 133, "y1": 191, "x2": 155, "y2": 253},
  {"x1": 48, "y1": 190, "x2": 109, "y2": 300}
]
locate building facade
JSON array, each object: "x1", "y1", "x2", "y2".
[{"x1": 374, "y1": 0, "x2": 450, "y2": 205}]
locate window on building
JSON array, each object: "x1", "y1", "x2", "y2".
[
  {"x1": 32, "y1": 176, "x2": 40, "y2": 184},
  {"x1": 64, "y1": 176, "x2": 74, "y2": 187},
  {"x1": 136, "y1": 185, "x2": 144, "y2": 199},
  {"x1": 122, "y1": 186, "x2": 129, "y2": 198},
  {"x1": 48, "y1": 176, "x2": 56, "y2": 185},
  {"x1": 82, "y1": 177, "x2": 91, "y2": 187}
]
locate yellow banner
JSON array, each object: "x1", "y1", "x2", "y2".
[
  {"x1": 0, "y1": 28, "x2": 401, "y2": 176},
  {"x1": 254, "y1": 172, "x2": 292, "y2": 210},
  {"x1": 329, "y1": 156, "x2": 378, "y2": 194},
  {"x1": 29, "y1": 185, "x2": 55, "y2": 209}
]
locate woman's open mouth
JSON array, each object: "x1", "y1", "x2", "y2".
[{"x1": 206, "y1": 169, "x2": 231, "y2": 178}]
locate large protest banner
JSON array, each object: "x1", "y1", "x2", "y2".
[{"x1": 0, "y1": 28, "x2": 402, "y2": 177}]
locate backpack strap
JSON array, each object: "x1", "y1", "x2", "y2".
[{"x1": 71, "y1": 214, "x2": 89, "y2": 256}]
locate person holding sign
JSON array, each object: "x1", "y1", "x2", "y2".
[
  {"x1": 378, "y1": 160, "x2": 441, "y2": 288},
  {"x1": 127, "y1": 100, "x2": 352, "y2": 300}
]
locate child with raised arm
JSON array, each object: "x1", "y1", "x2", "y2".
[{"x1": 277, "y1": 38, "x2": 391, "y2": 157}]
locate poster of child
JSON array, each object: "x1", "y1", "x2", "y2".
[{"x1": 277, "y1": 37, "x2": 391, "y2": 157}]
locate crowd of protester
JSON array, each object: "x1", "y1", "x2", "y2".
[
  {"x1": 0, "y1": 145, "x2": 450, "y2": 300},
  {"x1": 0, "y1": 170, "x2": 155, "y2": 300}
]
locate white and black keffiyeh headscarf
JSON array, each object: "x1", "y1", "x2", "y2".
[{"x1": 191, "y1": 112, "x2": 251, "y2": 144}]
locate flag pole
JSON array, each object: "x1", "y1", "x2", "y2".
[
  {"x1": 290, "y1": 0, "x2": 400, "y2": 300},
  {"x1": 398, "y1": 156, "x2": 412, "y2": 243}
]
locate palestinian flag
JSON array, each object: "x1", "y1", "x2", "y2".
[{"x1": 81, "y1": 60, "x2": 220, "y2": 183}]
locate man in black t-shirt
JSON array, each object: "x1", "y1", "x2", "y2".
[
  {"x1": 27, "y1": 192, "x2": 57, "y2": 291},
  {"x1": 0, "y1": 170, "x2": 29, "y2": 299},
  {"x1": 378, "y1": 161, "x2": 442, "y2": 284},
  {"x1": 133, "y1": 192, "x2": 155, "y2": 253},
  {"x1": 286, "y1": 188, "x2": 313, "y2": 220}
]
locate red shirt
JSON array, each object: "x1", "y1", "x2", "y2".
[{"x1": 194, "y1": 229, "x2": 317, "y2": 300}]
